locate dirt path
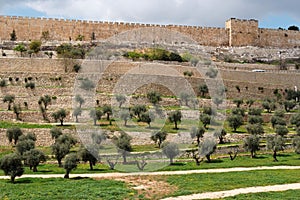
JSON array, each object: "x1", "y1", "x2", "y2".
[
  {"x1": 161, "y1": 183, "x2": 300, "y2": 200},
  {"x1": 1, "y1": 166, "x2": 300, "y2": 199},
  {"x1": 2, "y1": 165, "x2": 299, "y2": 179}
]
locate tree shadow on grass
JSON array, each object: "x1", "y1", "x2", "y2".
[
  {"x1": 234, "y1": 131, "x2": 247, "y2": 134},
  {"x1": 14, "y1": 178, "x2": 33, "y2": 184},
  {"x1": 145, "y1": 126, "x2": 160, "y2": 130},
  {"x1": 277, "y1": 153, "x2": 291, "y2": 157},
  {"x1": 205, "y1": 159, "x2": 224, "y2": 164},
  {"x1": 170, "y1": 162, "x2": 187, "y2": 166},
  {"x1": 87, "y1": 169, "x2": 107, "y2": 172},
  {"x1": 37, "y1": 170, "x2": 53, "y2": 173},
  {"x1": 253, "y1": 155, "x2": 267, "y2": 159},
  {"x1": 70, "y1": 177, "x2": 90, "y2": 180}
]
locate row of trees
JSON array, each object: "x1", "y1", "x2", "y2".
[{"x1": 2, "y1": 108, "x2": 300, "y2": 183}]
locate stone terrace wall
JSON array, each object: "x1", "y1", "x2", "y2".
[
  {"x1": 220, "y1": 69, "x2": 300, "y2": 89},
  {"x1": 0, "y1": 57, "x2": 66, "y2": 73}
]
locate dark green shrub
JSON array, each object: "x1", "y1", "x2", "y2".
[{"x1": 73, "y1": 64, "x2": 81, "y2": 73}]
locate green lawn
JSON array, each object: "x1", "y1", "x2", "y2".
[
  {"x1": 161, "y1": 152, "x2": 300, "y2": 171},
  {"x1": 217, "y1": 190, "x2": 300, "y2": 200},
  {"x1": 0, "y1": 121, "x2": 54, "y2": 129},
  {"x1": 163, "y1": 169, "x2": 300, "y2": 198},
  {"x1": 0, "y1": 178, "x2": 135, "y2": 200}
]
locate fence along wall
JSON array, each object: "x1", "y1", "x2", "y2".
[{"x1": 0, "y1": 16, "x2": 299, "y2": 47}]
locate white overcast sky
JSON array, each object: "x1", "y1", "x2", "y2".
[{"x1": 0, "y1": 0, "x2": 299, "y2": 28}]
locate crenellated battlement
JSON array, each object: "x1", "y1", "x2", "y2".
[{"x1": 0, "y1": 15, "x2": 299, "y2": 47}]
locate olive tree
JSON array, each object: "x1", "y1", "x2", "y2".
[
  {"x1": 73, "y1": 107, "x2": 82, "y2": 123},
  {"x1": 51, "y1": 134, "x2": 77, "y2": 167},
  {"x1": 3, "y1": 94, "x2": 15, "y2": 110},
  {"x1": 131, "y1": 105, "x2": 147, "y2": 122},
  {"x1": 227, "y1": 114, "x2": 243, "y2": 132},
  {"x1": 293, "y1": 136, "x2": 300, "y2": 154},
  {"x1": 266, "y1": 135, "x2": 285, "y2": 162},
  {"x1": 16, "y1": 137, "x2": 35, "y2": 155},
  {"x1": 151, "y1": 131, "x2": 167, "y2": 148},
  {"x1": 168, "y1": 110, "x2": 182, "y2": 130},
  {"x1": 0, "y1": 153, "x2": 24, "y2": 183},
  {"x1": 52, "y1": 108, "x2": 67, "y2": 126},
  {"x1": 115, "y1": 94, "x2": 126, "y2": 108},
  {"x1": 284, "y1": 100, "x2": 296, "y2": 112},
  {"x1": 233, "y1": 99, "x2": 243, "y2": 108},
  {"x1": 6, "y1": 127, "x2": 23, "y2": 145},
  {"x1": 102, "y1": 105, "x2": 113, "y2": 122},
  {"x1": 39, "y1": 95, "x2": 52, "y2": 110},
  {"x1": 89, "y1": 109, "x2": 103, "y2": 126},
  {"x1": 91, "y1": 132, "x2": 107, "y2": 146},
  {"x1": 13, "y1": 103, "x2": 22, "y2": 121},
  {"x1": 80, "y1": 78, "x2": 95, "y2": 91},
  {"x1": 190, "y1": 126, "x2": 205, "y2": 145},
  {"x1": 205, "y1": 67, "x2": 218, "y2": 78},
  {"x1": 290, "y1": 112, "x2": 300, "y2": 128},
  {"x1": 200, "y1": 114, "x2": 211, "y2": 129},
  {"x1": 162, "y1": 142, "x2": 180, "y2": 164},
  {"x1": 248, "y1": 115, "x2": 263, "y2": 125},
  {"x1": 214, "y1": 129, "x2": 227, "y2": 144},
  {"x1": 198, "y1": 84, "x2": 209, "y2": 97},
  {"x1": 262, "y1": 99, "x2": 276, "y2": 113},
  {"x1": 29, "y1": 40, "x2": 42, "y2": 54},
  {"x1": 79, "y1": 145, "x2": 98, "y2": 170},
  {"x1": 199, "y1": 137, "x2": 217, "y2": 162},
  {"x1": 246, "y1": 99, "x2": 255, "y2": 108},
  {"x1": 63, "y1": 153, "x2": 79, "y2": 178},
  {"x1": 23, "y1": 149, "x2": 47, "y2": 172},
  {"x1": 120, "y1": 109, "x2": 131, "y2": 126},
  {"x1": 113, "y1": 132, "x2": 132, "y2": 163},
  {"x1": 246, "y1": 124, "x2": 264, "y2": 135},
  {"x1": 141, "y1": 111, "x2": 155, "y2": 127},
  {"x1": 275, "y1": 125, "x2": 289, "y2": 137},
  {"x1": 50, "y1": 127, "x2": 63, "y2": 140},
  {"x1": 75, "y1": 94, "x2": 85, "y2": 108},
  {"x1": 147, "y1": 91, "x2": 162, "y2": 105},
  {"x1": 179, "y1": 92, "x2": 191, "y2": 106},
  {"x1": 243, "y1": 135, "x2": 260, "y2": 158}
]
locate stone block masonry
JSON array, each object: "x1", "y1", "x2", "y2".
[{"x1": 0, "y1": 16, "x2": 299, "y2": 47}]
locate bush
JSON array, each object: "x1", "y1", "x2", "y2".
[
  {"x1": 123, "y1": 48, "x2": 184, "y2": 62},
  {"x1": 0, "y1": 79, "x2": 6, "y2": 87},
  {"x1": 183, "y1": 71, "x2": 194, "y2": 77},
  {"x1": 29, "y1": 40, "x2": 42, "y2": 53},
  {"x1": 73, "y1": 64, "x2": 81, "y2": 73},
  {"x1": 80, "y1": 78, "x2": 95, "y2": 91},
  {"x1": 25, "y1": 82, "x2": 35, "y2": 89}
]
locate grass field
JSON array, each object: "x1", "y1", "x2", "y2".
[
  {"x1": 0, "y1": 178, "x2": 135, "y2": 200},
  {"x1": 0, "y1": 121, "x2": 54, "y2": 129},
  {"x1": 161, "y1": 152, "x2": 300, "y2": 171},
  {"x1": 216, "y1": 190, "x2": 300, "y2": 200},
  {"x1": 1, "y1": 169, "x2": 300, "y2": 200},
  {"x1": 162, "y1": 169, "x2": 300, "y2": 198}
]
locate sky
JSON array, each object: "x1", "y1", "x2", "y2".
[{"x1": 0, "y1": 0, "x2": 299, "y2": 29}]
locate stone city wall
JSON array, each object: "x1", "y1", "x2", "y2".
[{"x1": 0, "y1": 16, "x2": 299, "y2": 47}]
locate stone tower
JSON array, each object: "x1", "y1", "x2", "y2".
[{"x1": 226, "y1": 18, "x2": 259, "y2": 46}]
